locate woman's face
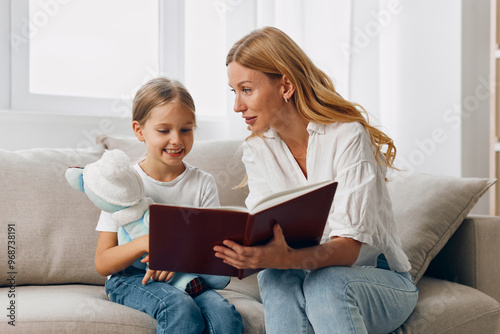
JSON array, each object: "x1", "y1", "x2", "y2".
[{"x1": 227, "y1": 62, "x2": 287, "y2": 134}]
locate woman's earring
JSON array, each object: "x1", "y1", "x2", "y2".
[{"x1": 284, "y1": 97, "x2": 289, "y2": 103}]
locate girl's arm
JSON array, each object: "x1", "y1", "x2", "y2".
[
  {"x1": 214, "y1": 224, "x2": 361, "y2": 270},
  {"x1": 95, "y1": 232, "x2": 176, "y2": 284},
  {"x1": 94, "y1": 232, "x2": 148, "y2": 276}
]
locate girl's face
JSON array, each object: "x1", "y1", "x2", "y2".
[
  {"x1": 133, "y1": 102, "x2": 195, "y2": 181},
  {"x1": 227, "y1": 62, "x2": 287, "y2": 134}
]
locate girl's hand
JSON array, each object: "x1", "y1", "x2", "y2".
[
  {"x1": 213, "y1": 224, "x2": 292, "y2": 270},
  {"x1": 141, "y1": 269, "x2": 175, "y2": 285},
  {"x1": 141, "y1": 255, "x2": 175, "y2": 285}
]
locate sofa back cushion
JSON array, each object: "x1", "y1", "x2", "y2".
[
  {"x1": 0, "y1": 145, "x2": 106, "y2": 286},
  {"x1": 185, "y1": 139, "x2": 248, "y2": 207}
]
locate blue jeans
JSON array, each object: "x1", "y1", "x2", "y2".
[
  {"x1": 105, "y1": 267, "x2": 243, "y2": 334},
  {"x1": 258, "y1": 255, "x2": 418, "y2": 334}
]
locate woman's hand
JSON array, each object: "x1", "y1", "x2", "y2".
[
  {"x1": 140, "y1": 254, "x2": 176, "y2": 285},
  {"x1": 214, "y1": 224, "x2": 292, "y2": 270},
  {"x1": 214, "y1": 224, "x2": 362, "y2": 271}
]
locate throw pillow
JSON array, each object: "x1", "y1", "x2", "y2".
[{"x1": 388, "y1": 173, "x2": 495, "y2": 284}]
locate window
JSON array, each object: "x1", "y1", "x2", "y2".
[
  {"x1": 29, "y1": 0, "x2": 159, "y2": 100},
  {"x1": 10, "y1": 0, "x2": 232, "y2": 118},
  {"x1": 10, "y1": 0, "x2": 351, "y2": 123}
]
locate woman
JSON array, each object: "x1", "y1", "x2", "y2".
[{"x1": 214, "y1": 27, "x2": 418, "y2": 334}]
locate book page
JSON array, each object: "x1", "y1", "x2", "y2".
[
  {"x1": 152, "y1": 202, "x2": 249, "y2": 213},
  {"x1": 207, "y1": 206, "x2": 249, "y2": 213},
  {"x1": 154, "y1": 180, "x2": 334, "y2": 215},
  {"x1": 250, "y1": 180, "x2": 335, "y2": 214}
]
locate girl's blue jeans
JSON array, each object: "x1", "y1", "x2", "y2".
[
  {"x1": 258, "y1": 255, "x2": 418, "y2": 334},
  {"x1": 105, "y1": 266, "x2": 243, "y2": 334}
]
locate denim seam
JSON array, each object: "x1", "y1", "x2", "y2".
[
  {"x1": 198, "y1": 307, "x2": 215, "y2": 334},
  {"x1": 343, "y1": 286, "x2": 359, "y2": 334},
  {"x1": 344, "y1": 278, "x2": 418, "y2": 294},
  {"x1": 300, "y1": 298, "x2": 310, "y2": 334}
]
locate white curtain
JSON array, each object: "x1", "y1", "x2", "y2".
[{"x1": 253, "y1": 0, "x2": 352, "y2": 98}]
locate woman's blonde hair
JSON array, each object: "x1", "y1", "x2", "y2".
[
  {"x1": 133, "y1": 77, "x2": 196, "y2": 126},
  {"x1": 226, "y1": 26, "x2": 397, "y2": 169}
]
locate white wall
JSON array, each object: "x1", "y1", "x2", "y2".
[
  {"x1": 380, "y1": 0, "x2": 462, "y2": 176},
  {"x1": 461, "y1": 0, "x2": 491, "y2": 181},
  {"x1": 460, "y1": 0, "x2": 491, "y2": 213}
]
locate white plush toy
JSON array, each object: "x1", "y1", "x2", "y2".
[{"x1": 65, "y1": 149, "x2": 229, "y2": 296}]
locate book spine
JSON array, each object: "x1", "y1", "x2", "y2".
[{"x1": 242, "y1": 213, "x2": 254, "y2": 246}]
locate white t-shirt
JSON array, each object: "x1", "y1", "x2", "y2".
[
  {"x1": 242, "y1": 121, "x2": 411, "y2": 272},
  {"x1": 95, "y1": 162, "x2": 220, "y2": 232}
]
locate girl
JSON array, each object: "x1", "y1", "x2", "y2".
[
  {"x1": 214, "y1": 27, "x2": 418, "y2": 334},
  {"x1": 95, "y1": 77, "x2": 243, "y2": 334}
]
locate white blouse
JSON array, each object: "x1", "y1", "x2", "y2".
[{"x1": 242, "y1": 121, "x2": 411, "y2": 272}]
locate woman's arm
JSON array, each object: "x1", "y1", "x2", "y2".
[{"x1": 214, "y1": 224, "x2": 361, "y2": 271}]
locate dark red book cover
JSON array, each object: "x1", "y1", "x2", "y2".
[{"x1": 149, "y1": 181, "x2": 337, "y2": 279}]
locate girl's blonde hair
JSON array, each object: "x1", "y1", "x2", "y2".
[
  {"x1": 226, "y1": 26, "x2": 397, "y2": 169},
  {"x1": 132, "y1": 77, "x2": 196, "y2": 126}
]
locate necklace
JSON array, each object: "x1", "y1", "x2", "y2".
[{"x1": 284, "y1": 138, "x2": 307, "y2": 159}]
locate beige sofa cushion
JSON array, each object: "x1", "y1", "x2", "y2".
[
  {"x1": 388, "y1": 173, "x2": 495, "y2": 283},
  {"x1": 0, "y1": 145, "x2": 106, "y2": 286},
  {"x1": 0, "y1": 284, "x2": 156, "y2": 333},
  {"x1": 392, "y1": 276, "x2": 500, "y2": 333},
  {"x1": 426, "y1": 215, "x2": 500, "y2": 303},
  {"x1": 0, "y1": 280, "x2": 265, "y2": 334}
]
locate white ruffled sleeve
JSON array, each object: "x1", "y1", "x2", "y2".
[
  {"x1": 325, "y1": 123, "x2": 390, "y2": 246},
  {"x1": 328, "y1": 160, "x2": 385, "y2": 245}
]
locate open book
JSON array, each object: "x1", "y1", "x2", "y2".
[{"x1": 148, "y1": 180, "x2": 338, "y2": 279}]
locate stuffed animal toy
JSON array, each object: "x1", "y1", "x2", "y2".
[{"x1": 65, "y1": 149, "x2": 229, "y2": 296}]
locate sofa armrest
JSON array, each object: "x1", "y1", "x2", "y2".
[{"x1": 425, "y1": 215, "x2": 500, "y2": 302}]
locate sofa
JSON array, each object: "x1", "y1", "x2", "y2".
[{"x1": 0, "y1": 135, "x2": 499, "y2": 334}]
